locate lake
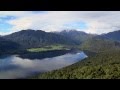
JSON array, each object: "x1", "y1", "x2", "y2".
[{"x1": 0, "y1": 51, "x2": 88, "y2": 79}]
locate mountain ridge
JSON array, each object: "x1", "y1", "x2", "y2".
[
  {"x1": 101, "y1": 30, "x2": 120, "y2": 42},
  {"x1": 3, "y1": 29, "x2": 75, "y2": 49},
  {"x1": 1, "y1": 29, "x2": 120, "y2": 50},
  {"x1": 56, "y1": 30, "x2": 96, "y2": 44}
]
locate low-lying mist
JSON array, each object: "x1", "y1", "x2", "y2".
[{"x1": 0, "y1": 52, "x2": 87, "y2": 79}]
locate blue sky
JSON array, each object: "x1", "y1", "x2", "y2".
[
  {"x1": 0, "y1": 23, "x2": 13, "y2": 33},
  {"x1": 0, "y1": 16, "x2": 14, "y2": 33},
  {"x1": 0, "y1": 11, "x2": 120, "y2": 35},
  {"x1": 64, "y1": 21, "x2": 87, "y2": 30}
]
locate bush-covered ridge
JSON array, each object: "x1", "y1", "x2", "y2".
[
  {"x1": 3, "y1": 30, "x2": 75, "y2": 49},
  {"x1": 31, "y1": 50, "x2": 120, "y2": 79}
]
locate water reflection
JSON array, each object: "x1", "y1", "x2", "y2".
[{"x1": 0, "y1": 52, "x2": 87, "y2": 79}]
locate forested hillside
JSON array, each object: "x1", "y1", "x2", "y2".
[
  {"x1": 0, "y1": 37, "x2": 20, "y2": 55},
  {"x1": 57, "y1": 30, "x2": 95, "y2": 44},
  {"x1": 80, "y1": 38, "x2": 120, "y2": 52},
  {"x1": 101, "y1": 30, "x2": 120, "y2": 42},
  {"x1": 3, "y1": 30, "x2": 75, "y2": 49},
  {"x1": 32, "y1": 50, "x2": 120, "y2": 79}
]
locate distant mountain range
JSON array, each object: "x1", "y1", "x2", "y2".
[
  {"x1": 56, "y1": 30, "x2": 96, "y2": 44},
  {"x1": 0, "y1": 29, "x2": 120, "y2": 53},
  {"x1": 80, "y1": 38, "x2": 120, "y2": 52},
  {"x1": 101, "y1": 30, "x2": 120, "y2": 42}
]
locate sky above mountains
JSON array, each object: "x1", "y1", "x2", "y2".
[{"x1": 0, "y1": 11, "x2": 120, "y2": 35}]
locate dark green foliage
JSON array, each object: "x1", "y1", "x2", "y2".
[
  {"x1": 32, "y1": 50, "x2": 120, "y2": 79},
  {"x1": 0, "y1": 37, "x2": 21, "y2": 55},
  {"x1": 3, "y1": 30, "x2": 75, "y2": 49},
  {"x1": 80, "y1": 38, "x2": 120, "y2": 52}
]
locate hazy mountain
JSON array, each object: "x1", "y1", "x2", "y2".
[
  {"x1": 78, "y1": 30, "x2": 120, "y2": 52},
  {"x1": 3, "y1": 29, "x2": 75, "y2": 49},
  {"x1": 101, "y1": 30, "x2": 120, "y2": 42},
  {"x1": 57, "y1": 30, "x2": 96, "y2": 44},
  {"x1": 80, "y1": 38, "x2": 120, "y2": 52},
  {"x1": 2, "y1": 29, "x2": 120, "y2": 50}
]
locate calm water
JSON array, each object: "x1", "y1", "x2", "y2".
[{"x1": 0, "y1": 52, "x2": 87, "y2": 79}]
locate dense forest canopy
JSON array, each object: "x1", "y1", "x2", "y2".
[{"x1": 32, "y1": 49, "x2": 120, "y2": 79}]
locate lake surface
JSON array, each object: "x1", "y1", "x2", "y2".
[{"x1": 0, "y1": 51, "x2": 88, "y2": 79}]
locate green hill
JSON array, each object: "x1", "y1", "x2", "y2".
[
  {"x1": 32, "y1": 50, "x2": 120, "y2": 79},
  {"x1": 80, "y1": 38, "x2": 120, "y2": 52},
  {"x1": 3, "y1": 29, "x2": 75, "y2": 49},
  {"x1": 57, "y1": 30, "x2": 95, "y2": 44}
]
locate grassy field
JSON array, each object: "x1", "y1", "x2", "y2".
[{"x1": 27, "y1": 45, "x2": 70, "y2": 52}]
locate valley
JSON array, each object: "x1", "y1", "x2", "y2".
[
  {"x1": 0, "y1": 29, "x2": 120, "y2": 79},
  {"x1": 1, "y1": 11, "x2": 120, "y2": 79}
]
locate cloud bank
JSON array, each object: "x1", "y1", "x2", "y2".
[{"x1": 0, "y1": 11, "x2": 120, "y2": 35}]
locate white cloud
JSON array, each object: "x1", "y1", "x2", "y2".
[{"x1": 1, "y1": 11, "x2": 120, "y2": 34}]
